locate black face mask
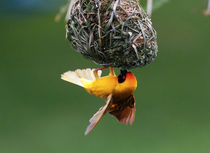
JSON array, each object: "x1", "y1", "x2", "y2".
[{"x1": 118, "y1": 70, "x2": 127, "y2": 83}]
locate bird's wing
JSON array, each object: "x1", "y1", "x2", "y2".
[
  {"x1": 61, "y1": 68, "x2": 102, "y2": 87},
  {"x1": 84, "y1": 94, "x2": 112, "y2": 135},
  {"x1": 109, "y1": 95, "x2": 136, "y2": 125}
]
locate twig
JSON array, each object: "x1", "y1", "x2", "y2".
[
  {"x1": 55, "y1": 4, "x2": 68, "y2": 22},
  {"x1": 66, "y1": 0, "x2": 75, "y2": 21},
  {"x1": 98, "y1": 1, "x2": 102, "y2": 50},
  {"x1": 204, "y1": 0, "x2": 210, "y2": 16},
  {"x1": 147, "y1": 0, "x2": 153, "y2": 17}
]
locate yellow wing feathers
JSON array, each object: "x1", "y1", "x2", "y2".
[{"x1": 61, "y1": 68, "x2": 102, "y2": 87}]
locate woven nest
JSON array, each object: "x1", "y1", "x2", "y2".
[{"x1": 66, "y1": 0, "x2": 158, "y2": 69}]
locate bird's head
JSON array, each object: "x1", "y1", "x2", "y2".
[{"x1": 114, "y1": 70, "x2": 137, "y2": 96}]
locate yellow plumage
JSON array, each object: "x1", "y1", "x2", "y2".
[{"x1": 61, "y1": 67, "x2": 137, "y2": 135}]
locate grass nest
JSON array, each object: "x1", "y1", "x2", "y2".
[{"x1": 66, "y1": 0, "x2": 158, "y2": 69}]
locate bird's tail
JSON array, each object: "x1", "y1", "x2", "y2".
[{"x1": 61, "y1": 68, "x2": 102, "y2": 87}]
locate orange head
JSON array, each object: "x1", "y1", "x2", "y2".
[{"x1": 113, "y1": 70, "x2": 137, "y2": 97}]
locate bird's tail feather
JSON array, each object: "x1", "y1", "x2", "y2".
[{"x1": 61, "y1": 68, "x2": 102, "y2": 87}]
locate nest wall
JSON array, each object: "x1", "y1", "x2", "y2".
[{"x1": 66, "y1": 0, "x2": 158, "y2": 69}]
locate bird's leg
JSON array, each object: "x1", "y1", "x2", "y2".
[
  {"x1": 109, "y1": 67, "x2": 115, "y2": 76},
  {"x1": 93, "y1": 67, "x2": 108, "y2": 79}
]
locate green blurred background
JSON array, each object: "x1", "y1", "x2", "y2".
[{"x1": 0, "y1": 0, "x2": 210, "y2": 153}]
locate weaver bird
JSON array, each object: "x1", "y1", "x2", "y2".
[{"x1": 61, "y1": 67, "x2": 137, "y2": 135}]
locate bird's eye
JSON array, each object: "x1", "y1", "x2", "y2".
[
  {"x1": 118, "y1": 74, "x2": 125, "y2": 83},
  {"x1": 118, "y1": 70, "x2": 127, "y2": 83}
]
